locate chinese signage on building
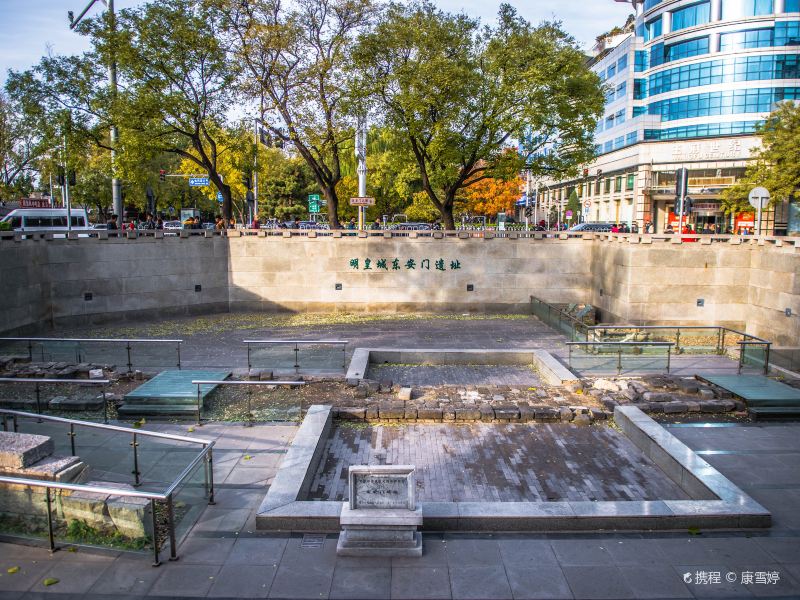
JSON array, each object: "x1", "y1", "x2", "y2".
[{"x1": 348, "y1": 258, "x2": 462, "y2": 271}]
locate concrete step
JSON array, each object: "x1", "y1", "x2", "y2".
[
  {"x1": 749, "y1": 406, "x2": 800, "y2": 418},
  {"x1": 0, "y1": 431, "x2": 54, "y2": 469}
]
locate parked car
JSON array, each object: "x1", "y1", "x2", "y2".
[
  {"x1": 163, "y1": 220, "x2": 183, "y2": 236},
  {"x1": 0, "y1": 208, "x2": 90, "y2": 233}
]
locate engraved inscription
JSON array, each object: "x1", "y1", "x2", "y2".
[{"x1": 353, "y1": 474, "x2": 409, "y2": 509}]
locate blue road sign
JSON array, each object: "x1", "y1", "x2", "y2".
[
  {"x1": 189, "y1": 177, "x2": 209, "y2": 187},
  {"x1": 216, "y1": 191, "x2": 224, "y2": 203}
]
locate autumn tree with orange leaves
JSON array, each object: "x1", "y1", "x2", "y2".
[{"x1": 460, "y1": 176, "x2": 524, "y2": 217}]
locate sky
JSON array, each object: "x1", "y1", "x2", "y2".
[{"x1": 0, "y1": 0, "x2": 632, "y2": 80}]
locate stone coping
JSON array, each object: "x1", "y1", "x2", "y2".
[
  {"x1": 345, "y1": 348, "x2": 577, "y2": 387},
  {"x1": 257, "y1": 405, "x2": 770, "y2": 532}
]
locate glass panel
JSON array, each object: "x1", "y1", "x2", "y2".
[
  {"x1": 672, "y1": 2, "x2": 711, "y2": 31},
  {"x1": 722, "y1": 0, "x2": 773, "y2": 19},
  {"x1": 169, "y1": 457, "x2": 209, "y2": 545},
  {"x1": 203, "y1": 383, "x2": 303, "y2": 422}
]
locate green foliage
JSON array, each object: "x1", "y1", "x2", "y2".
[
  {"x1": 353, "y1": 2, "x2": 604, "y2": 228},
  {"x1": 64, "y1": 519, "x2": 149, "y2": 551},
  {"x1": 404, "y1": 192, "x2": 439, "y2": 222},
  {"x1": 721, "y1": 102, "x2": 800, "y2": 215}
]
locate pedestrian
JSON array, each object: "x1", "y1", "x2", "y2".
[
  {"x1": 631, "y1": 221, "x2": 639, "y2": 234},
  {"x1": 370, "y1": 218, "x2": 381, "y2": 230},
  {"x1": 347, "y1": 217, "x2": 356, "y2": 230},
  {"x1": 664, "y1": 224, "x2": 674, "y2": 234},
  {"x1": 215, "y1": 216, "x2": 224, "y2": 231},
  {"x1": 251, "y1": 215, "x2": 260, "y2": 230},
  {"x1": 156, "y1": 217, "x2": 164, "y2": 230},
  {"x1": 228, "y1": 217, "x2": 236, "y2": 229},
  {"x1": 611, "y1": 224, "x2": 619, "y2": 233},
  {"x1": 107, "y1": 214, "x2": 118, "y2": 230}
]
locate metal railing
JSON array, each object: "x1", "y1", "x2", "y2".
[
  {"x1": 586, "y1": 325, "x2": 771, "y2": 374},
  {"x1": 567, "y1": 341, "x2": 675, "y2": 375},
  {"x1": 530, "y1": 297, "x2": 590, "y2": 342},
  {"x1": 0, "y1": 378, "x2": 110, "y2": 422},
  {"x1": 2, "y1": 229, "x2": 799, "y2": 245},
  {"x1": 0, "y1": 409, "x2": 214, "y2": 565},
  {"x1": 191, "y1": 380, "x2": 306, "y2": 425},
  {"x1": 0, "y1": 337, "x2": 183, "y2": 372},
  {"x1": 243, "y1": 339, "x2": 348, "y2": 372}
]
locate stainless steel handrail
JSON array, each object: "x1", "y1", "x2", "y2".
[
  {"x1": 191, "y1": 379, "x2": 306, "y2": 426},
  {"x1": 585, "y1": 325, "x2": 770, "y2": 344},
  {"x1": 0, "y1": 337, "x2": 183, "y2": 371},
  {"x1": 566, "y1": 341, "x2": 675, "y2": 374},
  {"x1": 0, "y1": 410, "x2": 215, "y2": 565},
  {"x1": 0, "y1": 407, "x2": 209, "y2": 445},
  {"x1": 243, "y1": 339, "x2": 348, "y2": 371},
  {"x1": 0, "y1": 379, "x2": 110, "y2": 421}
]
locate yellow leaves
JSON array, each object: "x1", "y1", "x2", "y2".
[
  {"x1": 462, "y1": 175, "x2": 524, "y2": 216},
  {"x1": 7, "y1": 566, "x2": 19, "y2": 574}
]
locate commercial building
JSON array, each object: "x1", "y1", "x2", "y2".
[{"x1": 538, "y1": 0, "x2": 799, "y2": 234}]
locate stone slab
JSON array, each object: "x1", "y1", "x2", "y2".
[{"x1": 0, "y1": 431, "x2": 54, "y2": 468}]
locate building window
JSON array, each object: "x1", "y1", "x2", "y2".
[
  {"x1": 645, "y1": 17, "x2": 663, "y2": 41},
  {"x1": 626, "y1": 174, "x2": 636, "y2": 190},
  {"x1": 604, "y1": 179, "x2": 612, "y2": 193},
  {"x1": 607, "y1": 63, "x2": 617, "y2": 79},
  {"x1": 647, "y1": 54, "x2": 800, "y2": 96},
  {"x1": 595, "y1": 179, "x2": 602, "y2": 194},
  {"x1": 721, "y1": 0, "x2": 773, "y2": 20},
  {"x1": 650, "y1": 43, "x2": 666, "y2": 68},
  {"x1": 645, "y1": 0, "x2": 662, "y2": 10},
  {"x1": 672, "y1": 2, "x2": 711, "y2": 31},
  {"x1": 666, "y1": 36, "x2": 710, "y2": 61},
  {"x1": 775, "y1": 21, "x2": 800, "y2": 45},
  {"x1": 633, "y1": 106, "x2": 647, "y2": 117},
  {"x1": 644, "y1": 120, "x2": 761, "y2": 139},
  {"x1": 626, "y1": 131, "x2": 638, "y2": 145},
  {"x1": 615, "y1": 176, "x2": 623, "y2": 192},
  {"x1": 786, "y1": 0, "x2": 800, "y2": 11},
  {"x1": 648, "y1": 87, "x2": 800, "y2": 121},
  {"x1": 616, "y1": 82, "x2": 627, "y2": 100},
  {"x1": 634, "y1": 79, "x2": 648, "y2": 99},
  {"x1": 635, "y1": 50, "x2": 649, "y2": 71},
  {"x1": 617, "y1": 55, "x2": 629, "y2": 72},
  {"x1": 720, "y1": 28, "x2": 774, "y2": 50}
]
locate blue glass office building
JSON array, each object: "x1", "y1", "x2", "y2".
[{"x1": 541, "y1": 0, "x2": 799, "y2": 233}]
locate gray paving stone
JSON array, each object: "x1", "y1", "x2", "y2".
[
  {"x1": 226, "y1": 537, "x2": 288, "y2": 565},
  {"x1": 551, "y1": 540, "x2": 615, "y2": 566},
  {"x1": 504, "y1": 564, "x2": 573, "y2": 600},
  {"x1": 148, "y1": 564, "x2": 221, "y2": 597},
  {"x1": 391, "y1": 567, "x2": 451, "y2": 600},
  {"x1": 445, "y1": 538, "x2": 502, "y2": 566},
  {"x1": 0, "y1": 559, "x2": 53, "y2": 592},
  {"x1": 36, "y1": 559, "x2": 113, "y2": 595},
  {"x1": 562, "y1": 565, "x2": 635, "y2": 599},
  {"x1": 449, "y1": 565, "x2": 512, "y2": 600},
  {"x1": 207, "y1": 563, "x2": 277, "y2": 598},
  {"x1": 604, "y1": 538, "x2": 670, "y2": 565},
  {"x1": 177, "y1": 537, "x2": 235, "y2": 565},
  {"x1": 329, "y1": 566, "x2": 390, "y2": 599},
  {"x1": 671, "y1": 565, "x2": 753, "y2": 598},
  {"x1": 753, "y1": 537, "x2": 800, "y2": 564},
  {"x1": 268, "y1": 563, "x2": 334, "y2": 599},
  {"x1": 497, "y1": 539, "x2": 559, "y2": 567},
  {"x1": 618, "y1": 565, "x2": 693, "y2": 599},
  {"x1": 87, "y1": 556, "x2": 161, "y2": 595}
]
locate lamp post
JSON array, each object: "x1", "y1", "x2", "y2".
[{"x1": 69, "y1": 0, "x2": 121, "y2": 224}]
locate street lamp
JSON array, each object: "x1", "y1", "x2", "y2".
[{"x1": 69, "y1": 0, "x2": 121, "y2": 224}]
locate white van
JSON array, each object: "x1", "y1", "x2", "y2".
[{"x1": 0, "y1": 208, "x2": 91, "y2": 233}]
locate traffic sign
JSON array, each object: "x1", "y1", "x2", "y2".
[
  {"x1": 748, "y1": 187, "x2": 770, "y2": 210},
  {"x1": 748, "y1": 187, "x2": 770, "y2": 236},
  {"x1": 308, "y1": 194, "x2": 320, "y2": 213},
  {"x1": 565, "y1": 210, "x2": 573, "y2": 219},
  {"x1": 216, "y1": 191, "x2": 223, "y2": 203},
  {"x1": 349, "y1": 197, "x2": 375, "y2": 206},
  {"x1": 189, "y1": 177, "x2": 209, "y2": 187},
  {"x1": 583, "y1": 200, "x2": 591, "y2": 208}
]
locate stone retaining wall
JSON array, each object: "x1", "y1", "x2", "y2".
[{"x1": 1, "y1": 236, "x2": 797, "y2": 345}]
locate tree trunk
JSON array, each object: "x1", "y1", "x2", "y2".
[
  {"x1": 441, "y1": 204, "x2": 456, "y2": 231},
  {"x1": 322, "y1": 185, "x2": 340, "y2": 229}
]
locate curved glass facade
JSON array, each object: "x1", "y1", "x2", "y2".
[{"x1": 592, "y1": 0, "x2": 800, "y2": 152}]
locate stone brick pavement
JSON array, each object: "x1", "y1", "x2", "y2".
[{"x1": 307, "y1": 423, "x2": 689, "y2": 502}]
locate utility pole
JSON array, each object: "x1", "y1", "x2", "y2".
[
  {"x1": 356, "y1": 116, "x2": 367, "y2": 230},
  {"x1": 62, "y1": 135, "x2": 72, "y2": 233},
  {"x1": 70, "y1": 0, "x2": 121, "y2": 222}
]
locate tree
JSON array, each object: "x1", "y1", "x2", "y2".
[
  {"x1": 721, "y1": 102, "x2": 800, "y2": 216},
  {"x1": 565, "y1": 189, "x2": 581, "y2": 225},
  {"x1": 218, "y1": 0, "x2": 375, "y2": 229},
  {"x1": 462, "y1": 172, "x2": 523, "y2": 217},
  {"x1": 353, "y1": 2, "x2": 604, "y2": 229},
  {"x1": 0, "y1": 90, "x2": 51, "y2": 200},
  {"x1": 108, "y1": 0, "x2": 240, "y2": 220}
]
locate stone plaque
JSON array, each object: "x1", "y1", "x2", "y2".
[{"x1": 349, "y1": 465, "x2": 415, "y2": 510}]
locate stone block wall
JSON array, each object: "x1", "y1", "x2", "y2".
[{"x1": 0, "y1": 235, "x2": 797, "y2": 346}]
